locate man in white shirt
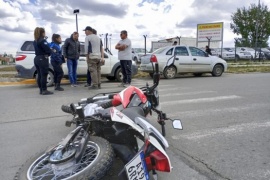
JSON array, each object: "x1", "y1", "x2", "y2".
[{"x1": 115, "y1": 30, "x2": 132, "y2": 87}]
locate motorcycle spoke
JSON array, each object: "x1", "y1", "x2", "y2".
[{"x1": 28, "y1": 142, "x2": 99, "y2": 179}]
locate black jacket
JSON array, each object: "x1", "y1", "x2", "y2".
[
  {"x1": 33, "y1": 38, "x2": 51, "y2": 56},
  {"x1": 62, "y1": 34, "x2": 80, "y2": 60},
  {"x1": 206, "y1": 48, "x2": 212, "y2": 55}
]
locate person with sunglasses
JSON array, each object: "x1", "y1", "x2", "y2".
[{"x1": 115, "y1": 30, "x2": 132, "y2": 87}]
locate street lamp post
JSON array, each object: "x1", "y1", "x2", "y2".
[
  {"x1": 143, "y1": 35, "x2": 147, "y2": 55},
  {"x1": 73, "y1": 9, "x2": 80, "y2": 32}
]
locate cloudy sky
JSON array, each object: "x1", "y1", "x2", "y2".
[{"x1": 0, "y1": 0, "x2": 268, "y2": 55}]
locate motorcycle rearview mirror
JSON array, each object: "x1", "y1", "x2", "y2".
[{"x1": 172, "y1": 120, "x2": 183, "y2": 130}]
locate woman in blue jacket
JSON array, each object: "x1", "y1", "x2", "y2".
[{"x1": 50, "y1": 34, "x2": 64, "y2": 91}]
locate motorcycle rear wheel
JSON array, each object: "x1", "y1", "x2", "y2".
[{"x1": 14, "y1": 136, "x2": 114, "y2": 180}]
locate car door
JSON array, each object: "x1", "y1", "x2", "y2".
[
  {"x1": 173, "y1": 46, "x2": 192, "y2": 72},
  {"x1": 101, "y1": 52, "x2": 112, "y2": 74},
  {"x1": 188, "y1": 47, "x2": 212, "y2": 72},
  {"x1": 74, "y1": 44, "x2": 87, "y2": 75}
]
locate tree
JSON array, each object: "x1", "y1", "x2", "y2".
[{"x1": 230, "y1": 3, "x2": 270, "y2": 47}]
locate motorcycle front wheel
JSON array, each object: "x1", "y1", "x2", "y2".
[{"x1": 14, "y1": 136, "x2": 114, "y2": 180}]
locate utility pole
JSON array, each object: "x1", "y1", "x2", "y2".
[
  {"x1": 206, "y1": 36, "x2": 212, "y2": 47},
  {"x1": 105, "y1": 33, "x2": 108, "y2": 50},
  {"x1": 176, "y1": 36, "x2": 181, "y2": 45},
  {"x1": 143, "y1": 35, "x2": 147, "y2": 55},
  {"x1": 255, "y1": 0, "x2": 261, "y2": 60},
  {"x1": 234, "y1": 38, "x2": 239, "y2": 62}
]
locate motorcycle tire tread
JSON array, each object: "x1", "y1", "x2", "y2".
[{"x1": 14, "y1": 136, "x2": 114, "y2": 180}]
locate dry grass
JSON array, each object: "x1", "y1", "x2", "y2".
[
  {"x1": 0, "y1": 66, "x2": 16, "y2": 71},
  {"x1": 227, "y1": 66, "x2": 270, "y2": 73}
]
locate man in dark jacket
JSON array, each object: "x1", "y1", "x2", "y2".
[
  {"x1": 62, "y1": 32, "x2": 80, "y2": 87},
  {"x1": 205, "y1": 45, "x2": 212, "y2": 55}
]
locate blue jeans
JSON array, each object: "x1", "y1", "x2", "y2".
[
  {"x1": 67, "y1": 59, "x2": 78, "y2": 84},
  {"x1": 120, "y1": 60, "x2": 132, "y2": 84}
]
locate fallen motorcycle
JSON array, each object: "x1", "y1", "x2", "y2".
[{"x1": 15, "y1": 63, "x2": 183, "y2": 180}]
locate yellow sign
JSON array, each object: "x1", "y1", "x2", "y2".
[
  {"x1": 197, "y1": 22, "x2": 223, "y2": 42},
  {"x1": 198, "y1": 23, "x2": 223, "y2": 30}
]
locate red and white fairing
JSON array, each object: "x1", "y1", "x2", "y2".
[{"x1": 111, "y1": 86, "x2": 147, "y2": 108}]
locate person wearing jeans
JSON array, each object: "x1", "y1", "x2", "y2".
[
  {"x1": 62, "y1": 32, "x2": 80, "y2": 87},
  {"x1": 84, "y1": 69, "x2": 92, "y2": 87},
  {"x1": 115, "y1": 30, "x2": 132, "y2": 87},
  {"x1": 67, "y1": 59, "x2": 78, "y2": 86},
  {"x1": 120, "y1": 60, "x2": 132, "y2": 85}
]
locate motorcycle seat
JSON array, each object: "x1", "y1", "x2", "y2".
[{"x1": 121, "y1": 107, "x2": 146, "y2": 122}]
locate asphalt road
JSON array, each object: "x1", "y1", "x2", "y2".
[{"x1": 0, "y1": 73, "x2": 270, "y2": 180}]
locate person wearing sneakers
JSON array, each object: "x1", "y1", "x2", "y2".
[
  {"x1": 115, "y1": 30, "x2": 132, "y2": 87},
  {"x1": 50, "y1": 34, "x2": 64, "y2": 91},
  {"x1": 62, "y1": 32, "x2": 80, "y2": 87},
  {"x1": 84, "y1": 26, "x2": 104, "y2": 90},
  {"x1": 33, "y1": 27, "x2": 53, "y2": 95}
]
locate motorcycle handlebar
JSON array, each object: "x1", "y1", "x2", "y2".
[
  {"x1": 100, "y1": 100, "x2": 113, "y2": 109},
  {"x1": 87, "y1": 94, "x2": 115, "y2": 103}
]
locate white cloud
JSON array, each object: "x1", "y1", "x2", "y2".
[{"x1": 0, "y1": 0, "x2": 269, "y2": 55}]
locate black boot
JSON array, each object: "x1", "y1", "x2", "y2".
[{"x1": 55, "y1": 83, "x2": 64, "y2": 91}]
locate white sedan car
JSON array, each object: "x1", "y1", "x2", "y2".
[{"x1": 140, "y1": 45, "x2": 227, "y2": 78}]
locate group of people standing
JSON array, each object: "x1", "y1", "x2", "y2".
[{"x1": 33, "y1": 26, "x2": 133, "y2": 95}]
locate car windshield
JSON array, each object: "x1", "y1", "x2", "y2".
[
  {"x1": 133, "y1": 48, "x2": 149, "y2": 53},
  {"x1": 245, "y1": 47, "x2": 255, "y2": 51},
  {"x1": 153, "y1": 47, "x2": 168, "y2": 54}
]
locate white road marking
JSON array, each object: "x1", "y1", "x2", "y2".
[
  {"x1": 161, "y1": 95, "x2": 241, "y2": 105},
  {"x1": 158, "y1": 87, "x2": 188, "y2": 92},
  {"x1": 160, "y1": 91, "x2": 216, "y2": 97},
  {"x1": 168, "y1": 103, "x2": 269, "y2": 118},
  {"x1": 172, "y1": 120, "x2": 270, "y2": 140}
]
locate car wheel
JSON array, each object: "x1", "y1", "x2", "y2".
[
  {"x1": 163, "y1": 66, "x2": 176, "y2": 79},
  {"x1": 211, "y1": 64, "x2": 224, "y2": 77},
  {"x1": 193, "y1": 73, "x2": 203, "y2": 77},
  {"x1": 115, "y1": 68, "x2": 123, "y2": 82},
  {"x1": 149, "y1": 73, "x2": 153, "y2": 78},
  {"x1": 35, "y1": 71, "x2": 54, "y2": 87},
  {"x1": 106, "y1": 76, "x2": 116, "y2": 81}
]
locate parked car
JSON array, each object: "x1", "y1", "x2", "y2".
[
  {"x1": 140, "y1": 45, "x2": 227, "y2": 78},
  {"x1": 132, "y1": 48, "x2": 151, "y2": 63},
  {"x1": 15, "y1": 41, "x2": 138, "y2": 86},
  {"x1": 254, "y1": 48, "x2": 270, "y2": 60},
  {"x1": 224, "y1": 48, "x2": 252, "y2": 60},
  {"x1": 211, "y1": 48, "x2": 235, "y2": 60},
  {"x1": 236, "y1": 47, "x2": 265, "y2": 60}
]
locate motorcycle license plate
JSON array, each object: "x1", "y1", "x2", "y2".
[{"x1": 125, "y1": 151, "x2": 149, "y2": 180}]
